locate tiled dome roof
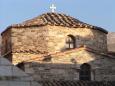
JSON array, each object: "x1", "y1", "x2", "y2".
[{"x1": 8, "y1": 12, "x2": 108, "y2": 33}]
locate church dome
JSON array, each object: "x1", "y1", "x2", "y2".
[{"x1": 8, "y1": 12, "x2": 108, "y2": 34}]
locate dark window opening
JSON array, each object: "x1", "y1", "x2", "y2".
[
  {"x1": 66, "y1": 35, "x2": 76, "y2": 49},
  {"x1": 79, "y1": 63, "x2": 91, "y2": 81}
]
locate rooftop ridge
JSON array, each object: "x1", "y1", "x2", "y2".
[{"x1": 1, "y1": 12, "x2": 108, "y2": 35}]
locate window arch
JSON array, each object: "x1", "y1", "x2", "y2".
[
  {"x1": 79, "y1": 63, "x2": 91, "y2": 81},
  {"x1": 66, "y1": 35, "x2": 76, "y2": 49}
]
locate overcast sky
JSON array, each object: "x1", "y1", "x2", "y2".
[{"x1": 0, "y1": 0, "x2": 115, "y2": 33}]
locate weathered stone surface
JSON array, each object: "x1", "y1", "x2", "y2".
[
  {"x1": 22, "y1": 48, "x2": 115, "y2": 81},
  {"x1": 11, "y1": 26, "x2": 107, "y2": 53},
  {"x1": 1, "y1": 25, "x2": 107, "y2": 64},
  {"x1": 107, "y1": 32, "x2": 115, "y2": 52},
  {"x1": 1, "y1": 28, "x2": 11, "y2": 55},
  {"x1": 47, "y1": 26, "x2": 107, "y2": 53}
]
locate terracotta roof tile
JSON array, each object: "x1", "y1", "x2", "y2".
[
  {"x1": 5, "y1": 12, "x2": 108, "y2": 34},
  {"x1": 24, "y1": 46, "x2": 115, "y2": 62},
  {"x1": 41, "y1": 81, "x2": 115, "y2": 86}
]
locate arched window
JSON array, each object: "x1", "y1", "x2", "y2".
[
  {"x1": 79, "y1": 63, "x2": 91, "y2": 81},
  {"x1": 66, "y1": 35, "x2": 76, "y2": 49}
]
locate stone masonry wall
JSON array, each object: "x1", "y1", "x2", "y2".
[
  {"x1": 107, "y1": 32, "x2": 115, "y2": 52},
  {"x1": 11, "y1": 26, "x2": 49, "y2": 64},
  {"x1": 25, "y1": 63, "x2": 80, "y2": 81},
  {"x1": 1, "y1": 29, "x2": 12, "y2": 55},
  {"x1": 47, "y1": 25, "x2": 107, "y2": 53},
  {"x1": 1, "y1": 29, "x2": 12, "y2": 61},
  {"x1": 23, "y1": 49, "x2": 115, "y2": 81},
  {"x1": 10, "y1": 25, "x2": 107, "y2": 64},
  {"x1": 12, "y1": 53, "x2": 43, "y2": 64},
  {"x1": 11, "y1": 25, "x2": 107, "y2": 54},
  {"x1": 51, "y1": 49, "x2": 115, "y2": 81},
  {"x1": 11, "y1": 26, "x2": 49, "y2": 54}
]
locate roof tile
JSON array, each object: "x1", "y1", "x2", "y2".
[{"x1": 6, "y1": 12, "x2": 108, "y2": 34}]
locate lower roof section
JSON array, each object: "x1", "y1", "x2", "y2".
[{"x1": 41, "y1": 81, "x2": 115, "y2": 86}]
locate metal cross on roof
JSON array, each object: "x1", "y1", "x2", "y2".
[{"x1": 50, "y1": 4, "x2": 56, "y2": 12}]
